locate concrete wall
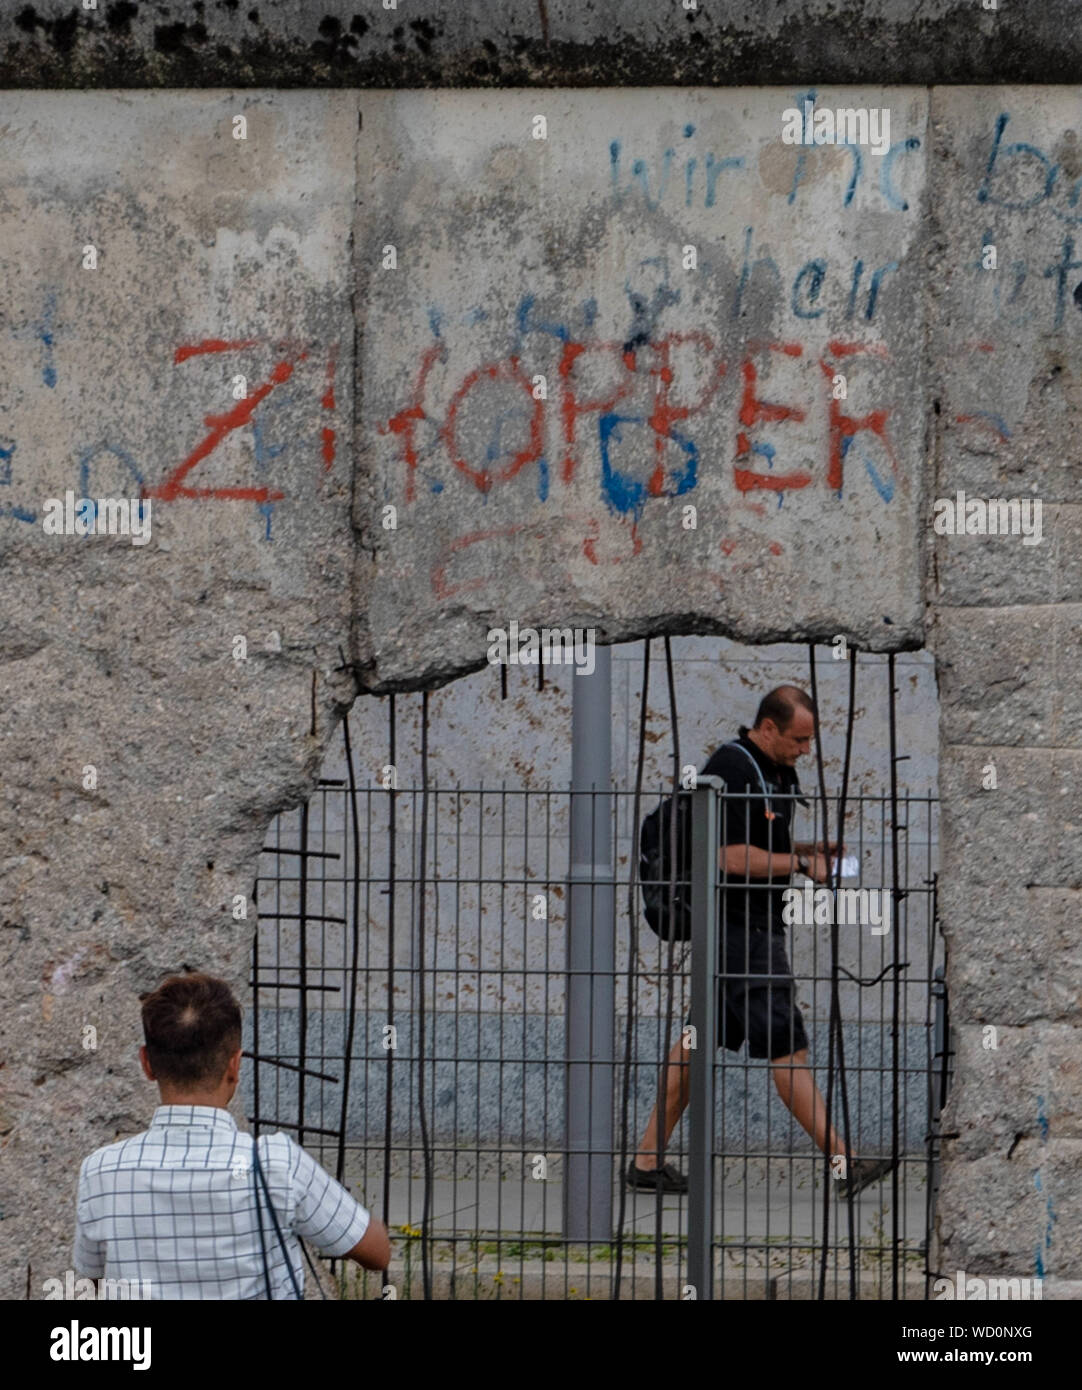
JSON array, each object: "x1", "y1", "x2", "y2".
[
  {"x1": 4, "y1": 1, "x2": 1082, "y2": 87},
  {"x1": 930, "y1": 88, "x2": 1082, "y2": 1295},
  {"x1": 0, "y1": 91, "x2": 359, "y2": 1301},
  {"x1": 358, "y1": 88, "x2": 925, "y2": 684},
  {"x1": 0, "y1": 82, "x2": 1077, "y2": 1297}
]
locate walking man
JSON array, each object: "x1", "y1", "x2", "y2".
[{"x1": 627, "y1": 685, "x2": 896, "y2": 1200}]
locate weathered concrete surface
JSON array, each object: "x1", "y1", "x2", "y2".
[
  {"x1": 356, "y1": 88, "x2": 927, "y2": 688},
  {"x1": 929, "y1": 87, "x2": 1082, "y2": 1288},
  {"x1": 0, "y1": 83, "x2": 1078, "y2": 1300},
  {"x1": 0, "y1": 91, "x2": 358, "y2": 1299},
  {"x1": 4, "y1": 1, "x2": 1082, "y2": 88}
]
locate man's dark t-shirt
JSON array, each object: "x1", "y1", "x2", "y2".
[{"x1": 701, "y1": 726, "x2": 805, "y2": 931}]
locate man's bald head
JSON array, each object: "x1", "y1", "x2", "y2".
[
  {"x1": 753, "y1": 685, "x2": 816, "y2": 733},
  {"x1": 749, "y1": 686, "x2": 816, "y2": 767}
]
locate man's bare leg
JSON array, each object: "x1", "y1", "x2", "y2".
[
  {"x1": 635, "y1": 1044, "x2": 848, "y2": 1171},
  {"x1": 634, "y1": 1036, "x2": 690, "y2": 1169},
  {"x1": 770, "y1": 1048, "x2": 847, "y2": 1160}
]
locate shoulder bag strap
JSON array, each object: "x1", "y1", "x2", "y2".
[
  {"x1": 719, "y1": 741, "x2": 772, "y2": 803},
  {"x1": 252, "y1": 1134, "x2": 303, "y2": 1300}
]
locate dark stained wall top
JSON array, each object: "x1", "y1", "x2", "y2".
[{"x1": 2, "y1": 0, "x2": 1081, "y2": 87}]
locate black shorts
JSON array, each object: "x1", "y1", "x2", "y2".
[{"x1": 714, "y1": 923, "x2": 808, "y2": 1061}]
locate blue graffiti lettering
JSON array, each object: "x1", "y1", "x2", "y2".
[
  {"x1": 792, "y1": 259, "x2": 828, "y2": 319},
  {"x1": 879, "y1": 136, "x2": 922, "y2": 212},
  {"x1": 77, "y1": 444, "x2": 146, "y2": 528},
  {"x1": 599, "y1": 414, "x2": 697, "y2": 519},
  {"x1": 979, "y1": 112, "x2": 1057, "y2": 213}
]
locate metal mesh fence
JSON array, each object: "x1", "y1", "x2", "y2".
[{"x1": 248, "y1": 689, "x2": 948, "y2": 1300}]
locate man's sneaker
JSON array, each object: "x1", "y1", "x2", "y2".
[
  {"x1": 837, "y1": 1155, "x2": 899, "y2": 1200},
  {"x1": 626, "y1": 1160, "x2": 688, "y2": 1194}
]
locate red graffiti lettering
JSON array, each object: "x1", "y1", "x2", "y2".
[
  {"x1": 321, "y1": 348, "x2": 337, "y2": 469},
  {"x1": 431, "y1": 524, "x2": 529, "y2": 600},
  {"x1": 582, "y1": 515, "x2": 643, "y2": 565},
  {"x1": 557, "y1": 340, "x2": 634, "y2": 485},
  {"x1": 441, "y1": 357, "x2": 543, "y2": 493},
  {"x1": 384, "y1": 324, "x2": 902, "y2": 518},
  {"x1": 644, "y1": 332, "x2": 726, "y2": 496},
  {"x1": 820, "y1": 340, "x2": 897, "y2": 491},
  {"x1": 733, "y1": 341, "x2": 811, "y2": 493},
  {"x1": 173, "y1": 338, "x2": 260, "y2": 365},
  {"x1": 148, "y1": 353, "x2": 302, "y2": 503},
  {"x1": 382, "y1": 342, "x2": 444, "y2": 505}
]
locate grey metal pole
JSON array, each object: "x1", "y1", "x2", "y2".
[
  {"x1": 564, "y1": 643, "x2": 614, "y2": 1243},
  {"x1": 687, "y1": 776, "x2": 720, "y2": 1299}
]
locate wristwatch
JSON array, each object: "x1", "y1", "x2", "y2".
[{"x1": 796, "y1": 853, "x2": 809, "y2": 876}]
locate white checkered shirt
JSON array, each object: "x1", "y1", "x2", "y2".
[{"x1": 74, "y1": 1105, "x2": 370, "y2": 1300}]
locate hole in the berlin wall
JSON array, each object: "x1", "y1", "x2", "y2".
[
  {"x1": 350, "y1": 15, "x2": 368, "y2": 37},
  {"x1": 1073, "y1": 282, "x2": 1082, "y2": 311},
  {"x1": 247, "y1": 7, "x2": 259, "y2": 23},
  {"x1": 318, "y1": 16, "x2": 341, "y2": 39},
  {"x1": 14, "y1": 6, "x2": 40, "y2": 35},
  {"x1": 249, "y1": 638, "x2": 943, "y2": 1281}
]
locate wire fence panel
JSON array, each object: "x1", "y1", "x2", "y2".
[{"x1": 248, "y1": 731, "x2": 949, "y2": 1300}]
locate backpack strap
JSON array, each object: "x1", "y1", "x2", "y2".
[{"x1": 719, "y1": 740, "x2": 772, "y2": 803}]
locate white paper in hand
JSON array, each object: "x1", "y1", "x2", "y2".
[{"x1": 830, "y1": 855, "x2": 860, "y2": 880}]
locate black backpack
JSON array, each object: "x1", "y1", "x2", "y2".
[
  {"x1": 638, "y1": 790, "x2": 694, "y2": 941},
  {"x1": 638, "y1": 743, "x2": 772, "y2": 941}
]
